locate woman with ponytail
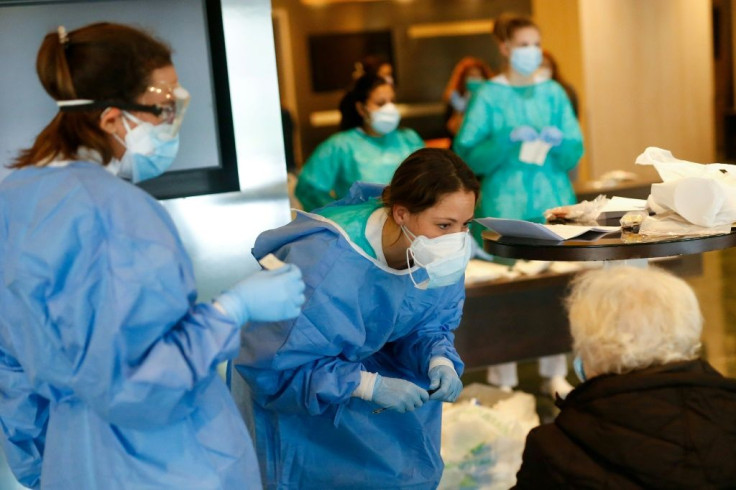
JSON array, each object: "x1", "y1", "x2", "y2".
[{"x1": 0, "y1": 22, "x2": 304, "y2": 489}]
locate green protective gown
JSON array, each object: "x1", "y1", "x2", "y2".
[
  {"x1": 453, "y1": 78, "x2": 583, "y2": 242},
  {"x1": 295, "y1": 127, "x2": 424, "y2": 211}
]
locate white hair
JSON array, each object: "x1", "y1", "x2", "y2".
[{"x1": 566, "y1": 265, "x2": 702, "y2": 376}]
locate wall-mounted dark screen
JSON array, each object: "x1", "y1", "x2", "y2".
[
  {"x1": 308, "y1": 30, "x2": 393, "y2": 93},
  {"x1": 0, "y1": 0, "x2": 238, "y2": 199}
]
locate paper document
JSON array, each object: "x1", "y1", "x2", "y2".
[
  {"x1": 519, "y1": 140, "x2": 551, "y2": 165},
  {"x1": 597, "y1": 197, "x2": 649, "y2": 219},
  {"x1": 476, "y1": 217, "x2": 620, "y2": 241},
  {"x1": 601, "y1": 197, "x2": 647, "y2": 213},
  {"x1": 259, "y1": 253, "x2": 287, "y2": 270}
]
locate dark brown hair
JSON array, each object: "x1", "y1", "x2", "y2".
[
  {"x1": 492, "y1": 13, "x2": 538, "y2": 44},
  {"x1": 442, "y1": 56, "x2": 494, "y2": 102},
  {"x1": 382, "y1": 148, "x2": 479, "y2": 213},
  {"x1": 339, "y1": 73, "x2": 391, "y2": 130},
  {"x1": 12, "y1": 22, "x2": 172, "y2": 168}
]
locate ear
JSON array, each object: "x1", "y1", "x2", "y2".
[
  {"x1": 99, "y1": 107, "x2": 122, "y2": 135},
  {"x1": 499, "y1": 41, "x2": 511, "y2": 59},
  {"x1": 392, "y1": 204, "x2": 410, "y2": 226},
  {"x1": 355, "y1": 101, "x2": 368, "y2": 120}
]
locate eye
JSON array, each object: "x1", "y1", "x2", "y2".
[
  {"x1": 438, "y1": 223, "x2": 450, "y2": 230},
  {"x1": 157, "y1": 104, "x2": 176, "y2": 124}
]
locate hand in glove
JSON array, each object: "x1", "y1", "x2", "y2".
[
  {"x1": 509, "y1": 125, "x2": 539, "y2": 143},
  {"x1": 216, "y1": 264, "x2": 305, "y2": 325},
  {"x1": 372, "y1": 374, "x2": 429, "y2": 413},
  {"x1": 539, "y1": 126, "x2": 564, "y2": 146},
  {"x1": 428, "y1": 365, "x2": 463, "y2": 402}
]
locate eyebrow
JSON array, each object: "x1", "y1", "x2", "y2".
[{"x1": 435, "y1": 217, "x2": 475, "y2": 223}]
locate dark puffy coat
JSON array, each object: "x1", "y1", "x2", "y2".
[{"x1": 514, "y1": 359, "x2": 736, "y2": 489}]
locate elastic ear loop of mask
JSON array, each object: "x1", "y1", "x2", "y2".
[{"x1": 101, "y1": 108, "x2": 136, "y2": 149}]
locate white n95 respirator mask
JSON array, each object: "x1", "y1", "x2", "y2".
[
  {"x1": 403, "y1": 226, "x2": 471, "y2": 289},
  {"x1": 369, "y1": 103, "x2": 401, "y2": 135}
]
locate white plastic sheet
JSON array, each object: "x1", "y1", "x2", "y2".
[
  {"x1": 439, "y1": 386, "x2": 539, "y2": 490},
  {"x1": 635, "y1": 147, "x2": 736, "y2": 228}
]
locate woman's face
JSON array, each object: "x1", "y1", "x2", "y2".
[
  {"x1": 503, "y1": 26, "x2": 541, "y2": 57},
  {"x1": 104, "y1": 65, "x2": 181, "y2": 159},
  {"x1": 399, "y1": 190, "x2": 476, "y2": 239},
  {"x1": 362, "y1": 83, "x2": 395, "y2": 114},
  {"x1": 465, "y1": 66, "x2": 484, "y2": 81}
]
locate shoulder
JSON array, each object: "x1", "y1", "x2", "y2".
[
  {"x1": 4, "y1": 163, "x2": 180, "y2": 247},
  {"x1": 396, "y1": 127, "x2": 422, "y2": 139},
  {"x1": 538, "y1": 79, "x2": 568, "y2": 99},
  {"x1": 309, "y1": 129, "x2": 363, "y2": 158},
  {"x1": 327, "y1": 128, "x2": 363, "y2": 145}
]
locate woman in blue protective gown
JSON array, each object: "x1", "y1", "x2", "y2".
[
  {"x1": 0, "y1": 23, "x2": 305, "y2": 490},
  {"x1": 453, "y1": 14, "x2": 583, "y2": 399},
  {"x1": 236, "y1": 148, "x2": 479, "y2": 489},
  {"x1": 295, "y1": 73, "x2": 424, "y2": 211}
]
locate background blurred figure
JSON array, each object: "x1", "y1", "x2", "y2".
[
  {"x1": 353, "y1": 53, "x2": 394, "y2": 86},
  {"x1": 514, "y1": 266, "x2": 736, "y2": 489},
  {"x1": 538, "y1": 50, "x2": 578, "y2": 118},
  {"x1": 538, "y1": 49, "x2": 580, "y2": 181},
  {"x1": 296, "y1": 73, "x2": 423, "y2": 211},
  {"x1": 453, "y1": 13, "x2": 584, "y2": 397},
  {"x1": 443, "y1": 56, "x2": 494, "y2": 138}
]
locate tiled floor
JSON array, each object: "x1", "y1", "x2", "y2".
[{"x1": 2, "y1": 250, "x2": 735, "y2": 488}]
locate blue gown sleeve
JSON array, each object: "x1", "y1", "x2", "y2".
[
  {"x1": 295, "y1": 136, "x2": 344, "y2": 211},
  {"x1": 382, "y1": 284, "x2": 465, "y2": 377},
  {"x1": 4, "y1": 190, "x2": 241, "y2": 430},
  {"x1": 237, "y1": 237, "x2": 365, "y2": 416},
  {"x1": 0, "y1": 353, "x2": 47, "y2": 489},
  {"x1": 453, "y1": 86, "x2": 517, "y2": 177}
]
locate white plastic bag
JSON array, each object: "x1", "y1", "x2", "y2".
[
  {"x1": 635, "y1": 147, "x2": 736, "y2": 228},
  {"x1": 439, "y1": 387, "x2": 539, "y2": 490}
]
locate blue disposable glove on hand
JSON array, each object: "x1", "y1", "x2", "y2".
[
  {"x1": 372, "y1": 374, "x2": 429, "y2": 413},
  {"x1": 539, "y1": 126, "x2": 564, "y2": 146},
  {"x1": 428, "y1": 365, "x2": 463, "y2": 402},
  {"x1": 216, "y1": 264, "x2": 305, "y2": 325},
  {"x1": 509, "y1": 125, "x2": 539, "y2": 143}
]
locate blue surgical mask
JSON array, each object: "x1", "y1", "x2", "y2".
[
  {"x1": 449, "y1": 91, "x2": 467, "y2": 112},
  {"x1": 115, "y1": 112, "x2": 180, "y2": 183},
  {"x1": 510, "y1": 45, "x2": 542, "y2": 77},
  {"x1": 368, "y1": 103, "x2": 401, "y2": 135},
  {"x1": 402, "y1": 226, "x2": 472, "y2": 289},
  {"x1": 573, "y1": 355, "x2": 587, "y2": 383}
]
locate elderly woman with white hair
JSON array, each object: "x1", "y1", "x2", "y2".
[{"x1": 513, "y1": 266, "x2": 736, "y2": 489}]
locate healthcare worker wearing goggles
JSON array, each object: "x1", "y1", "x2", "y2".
[
  {"x1": 295, "y1": 73, "x2": 424, "y2": 211},
  {"x1": 236, "y1": 148, "x2": 478, "y2": 489},
  {"x1": 0, "y1": 22, "x2": 304, "y2": 489}
]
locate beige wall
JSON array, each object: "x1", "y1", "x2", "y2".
[
  {"x1": 535, "y1": 0, "x2": 715, "y2": 181},
  {"x1": 532, "y1": 0, "x2": 589, "y2": 181}
]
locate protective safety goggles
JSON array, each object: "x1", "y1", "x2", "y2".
[{"x1": 57, "y1": 82, "x2": 191, "y2": 136}]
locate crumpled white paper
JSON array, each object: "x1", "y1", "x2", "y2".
[{"x1": 635, "y1": 147, "x2": 736, "y2": 227}]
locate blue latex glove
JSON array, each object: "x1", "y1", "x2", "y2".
[
  {"x1": 509, "y1": 125, "x2": 539, "y2": 143},
  {"x1": 372, "y1": 374, "x2": 429, "y2": 413},
  {"x1": 539, "y1": 126, "x2": 564, "y2": 146},
  {"x1": 216, "y1": 264, "x2": 305, "y2": 325},
  {"x1": 428, "y1": 365, "x2": 463, "y2": 402}
]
